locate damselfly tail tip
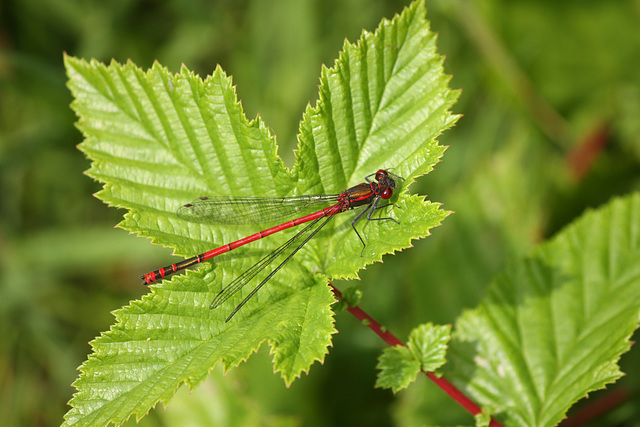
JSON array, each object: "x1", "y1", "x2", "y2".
[{"x1": 140, "y1": 274, "x2": 153, "y2": 286}]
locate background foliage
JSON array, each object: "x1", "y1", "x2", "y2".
[{"x1": 1, "y1": 0, "x2": 639, "y2": 426}]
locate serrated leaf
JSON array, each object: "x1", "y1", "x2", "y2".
[
  {"x1": 407, "y1": 323, "x2": 451, "y2": 372},
  {"x1": 376, "y1": 345, "x2": 422, "y2": 393},
  {"x1": 447, "y1": 194, "x2": 640, "y2": 426},
  {"x1": 376, "y1": 323, "x2": 451, "y2": 392},
  {"x1": 64, "y1": 0, "x2": 458, "y2": 425}
]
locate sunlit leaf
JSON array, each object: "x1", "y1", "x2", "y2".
[
  {"x1": 376, "y1": 323, "x2": 451, "y2": 392},
  {"x1": 63, "y1": 0, "x2": 459, "y2": 425},
  {"x1": 447, "y1": 194, "x2": 640, "y2": 426}
]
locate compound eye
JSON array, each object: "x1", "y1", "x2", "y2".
[{"x1": 381, "y1": 187, "x2": 393, "y2": 200}]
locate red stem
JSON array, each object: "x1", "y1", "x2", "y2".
[
  {"x1": 330, "y1": 284, "x2": 503, "y2": 427},
  {"x1": 566, "y1": 124, "x2": 609, "y2": 181}
]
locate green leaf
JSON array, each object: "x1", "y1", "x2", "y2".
[
  {"x1": 376, "y1": 323, "x2": 451, "y2": 392},
  {"x1": 475, "y1": 411, "x2": 493, "y2": 427},
  {"x1": 331, "y1": 284, "x2": 363, "y2": 314},
  {"x1": 64, "y1": 0, "x2": 459, "y2": 424},
  {"x1": 339, "y1": 285, "x2": 364, "y2": 308},
  {"x1": 376, "y1": 345, "x2": 421, "y2": 393},
  {"x1": 407, "y1": 323, "x2": 452, "y2": 372},
  {"x1": 447, "y1": 193, "x2": 640, "y2": 426}
]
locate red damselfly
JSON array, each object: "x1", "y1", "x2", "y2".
[{"x1": 141, "y1": 169, "x2": 401, "y2": 321}]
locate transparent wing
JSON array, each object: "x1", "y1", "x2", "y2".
[
  {"x1": 177, "y1": 195, "x2": 338, "y2": 225},
  {"x1": 211, "y1": 214, "x2": 335, "y2": 322}
]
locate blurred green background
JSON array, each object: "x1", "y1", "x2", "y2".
[{"x1": 1, "y1": 0, "x2": 639, "y2": 426}]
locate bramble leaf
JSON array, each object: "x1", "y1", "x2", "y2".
[
  {"x1": 408, "y1": 323, "x2": 452, "y2": 372},
  {"x1": 376, "y1": 323, "x2": 451, "y2": 392},
  {"x1": 64, "y1": 0, "x2": 458, "y2": 425},
  {"x1": 377, "y1": 346, "x2": 421, "y2": 393},
  {"x1": 446, "y1": 194, "x2": 640, "y2": 426}
]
